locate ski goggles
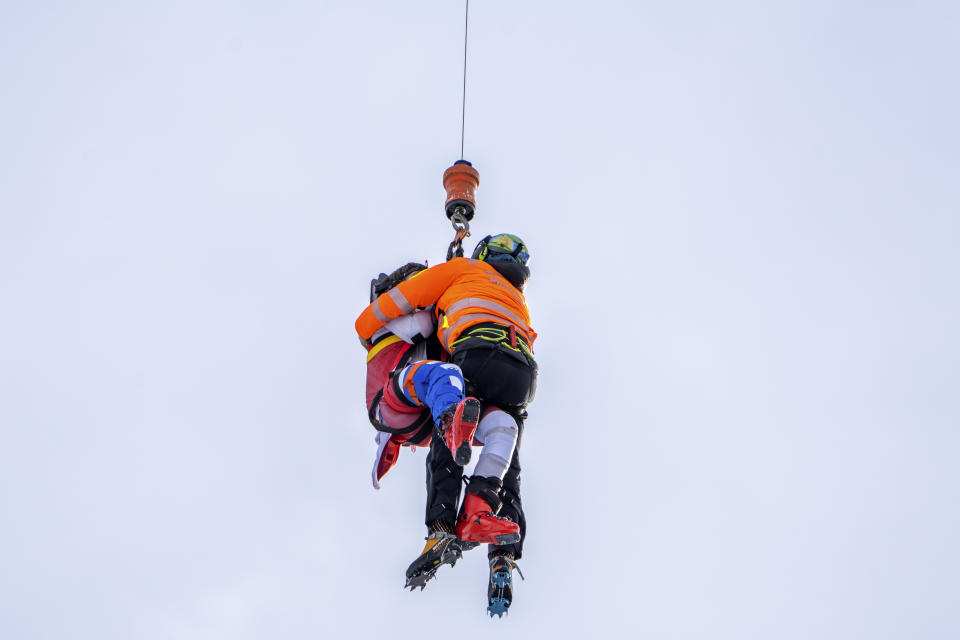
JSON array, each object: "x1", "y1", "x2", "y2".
[{"x1": 482, "y1": 234, "x2": 530, "y2": 265}]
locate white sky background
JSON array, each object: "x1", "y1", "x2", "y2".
[{"x1": 1, "y1": 1, "x2": 958, "y2": 638}]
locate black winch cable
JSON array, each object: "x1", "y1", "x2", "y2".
[
  {"x1": 444, "y1": 0, "x2": 476, "y2": 261},
  {"x1": 460, "y1": 0, "x2": 469, "y2": 160}
]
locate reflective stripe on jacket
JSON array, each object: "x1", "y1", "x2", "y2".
[{"x1": 355, "y1": 257, "x2": 536, "y2": 353}]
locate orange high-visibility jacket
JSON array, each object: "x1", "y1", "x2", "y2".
[{"x1": 356, "y1": 257, "x2": 536, "y2": 353}]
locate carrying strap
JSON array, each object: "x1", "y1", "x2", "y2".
[
  {"x1": 366, "y1": 334, "x2": 403, "y2": 363},
  {"x1": 368, "y1": 385, "x2": 433, "y2": 440},
  {"x1": 367, "y1": 340, "x2": 433, "y2": 442}
]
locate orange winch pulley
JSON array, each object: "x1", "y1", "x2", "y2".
[{"x1": 443, "y1": 160, "x2": 479, "y2": 221}]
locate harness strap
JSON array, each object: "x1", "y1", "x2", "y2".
[{"x1": 448, "y1": 323, "x2": 536, "y2": 366}]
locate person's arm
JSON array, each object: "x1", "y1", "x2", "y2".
[{"x1": 355, "y1": 259, "x2": 464, "y2": 341}]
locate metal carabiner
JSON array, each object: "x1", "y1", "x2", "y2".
[
  {"x1": 447, "y1": 209, "x2": 471, "y2": 261},
  {"x1": 450, "y1": 209, "x2": 471, "y2": 236}
]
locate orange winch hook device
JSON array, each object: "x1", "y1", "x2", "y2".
[
  {"x1": 443, "y1": 159, "x2": 479, "y2": 260},
  {"x1": 443, "y1": 159, "x2": 479, "y2": 221}
]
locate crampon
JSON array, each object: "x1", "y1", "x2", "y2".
[
  {"x1": 404, "y1": 531, "x2": 477, "y2": 590},
  {"x1": 487, "y1": 554, "x2": 524, "y2": 618}
]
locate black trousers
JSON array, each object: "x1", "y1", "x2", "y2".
[
  {"x1": 452, "y1": 345, "x2": 537, "y2": 410},
  {"x1": 424, "y1": 346, "x2": 536, "y2": 559}
]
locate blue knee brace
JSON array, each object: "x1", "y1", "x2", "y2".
[{"x1": 398, "y1": 361, "x2": 465, "y2": 422}]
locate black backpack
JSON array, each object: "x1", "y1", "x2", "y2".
[{"x1": 369, "y1": 262, "x2": 427, "y2": 302}]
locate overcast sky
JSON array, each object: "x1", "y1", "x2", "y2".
[{"x1": 1, "y1": 2, "x2": 958, "y2": 639}]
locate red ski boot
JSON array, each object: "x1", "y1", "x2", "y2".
[
  {"x1": 437, "y1": 397, "x2": 481, "y2": 465},
  {"x1": 456, "y1": 478, "x2": 521, "y2": 545}
]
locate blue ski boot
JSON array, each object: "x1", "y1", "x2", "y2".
[{"x1": 487, "y1": 553, "x2": 524, "y2": 617}]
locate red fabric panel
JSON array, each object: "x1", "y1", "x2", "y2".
[{"x1": 365, "y1": 341, "x2": 408, "y2": 409}]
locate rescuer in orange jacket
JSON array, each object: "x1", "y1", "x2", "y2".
[
  {"x1": 355, "y1": 256, "x2": 536, "y2": 360},
  {"x1": 356, "y1": 233, "x2": 536, "y2": 602}
]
